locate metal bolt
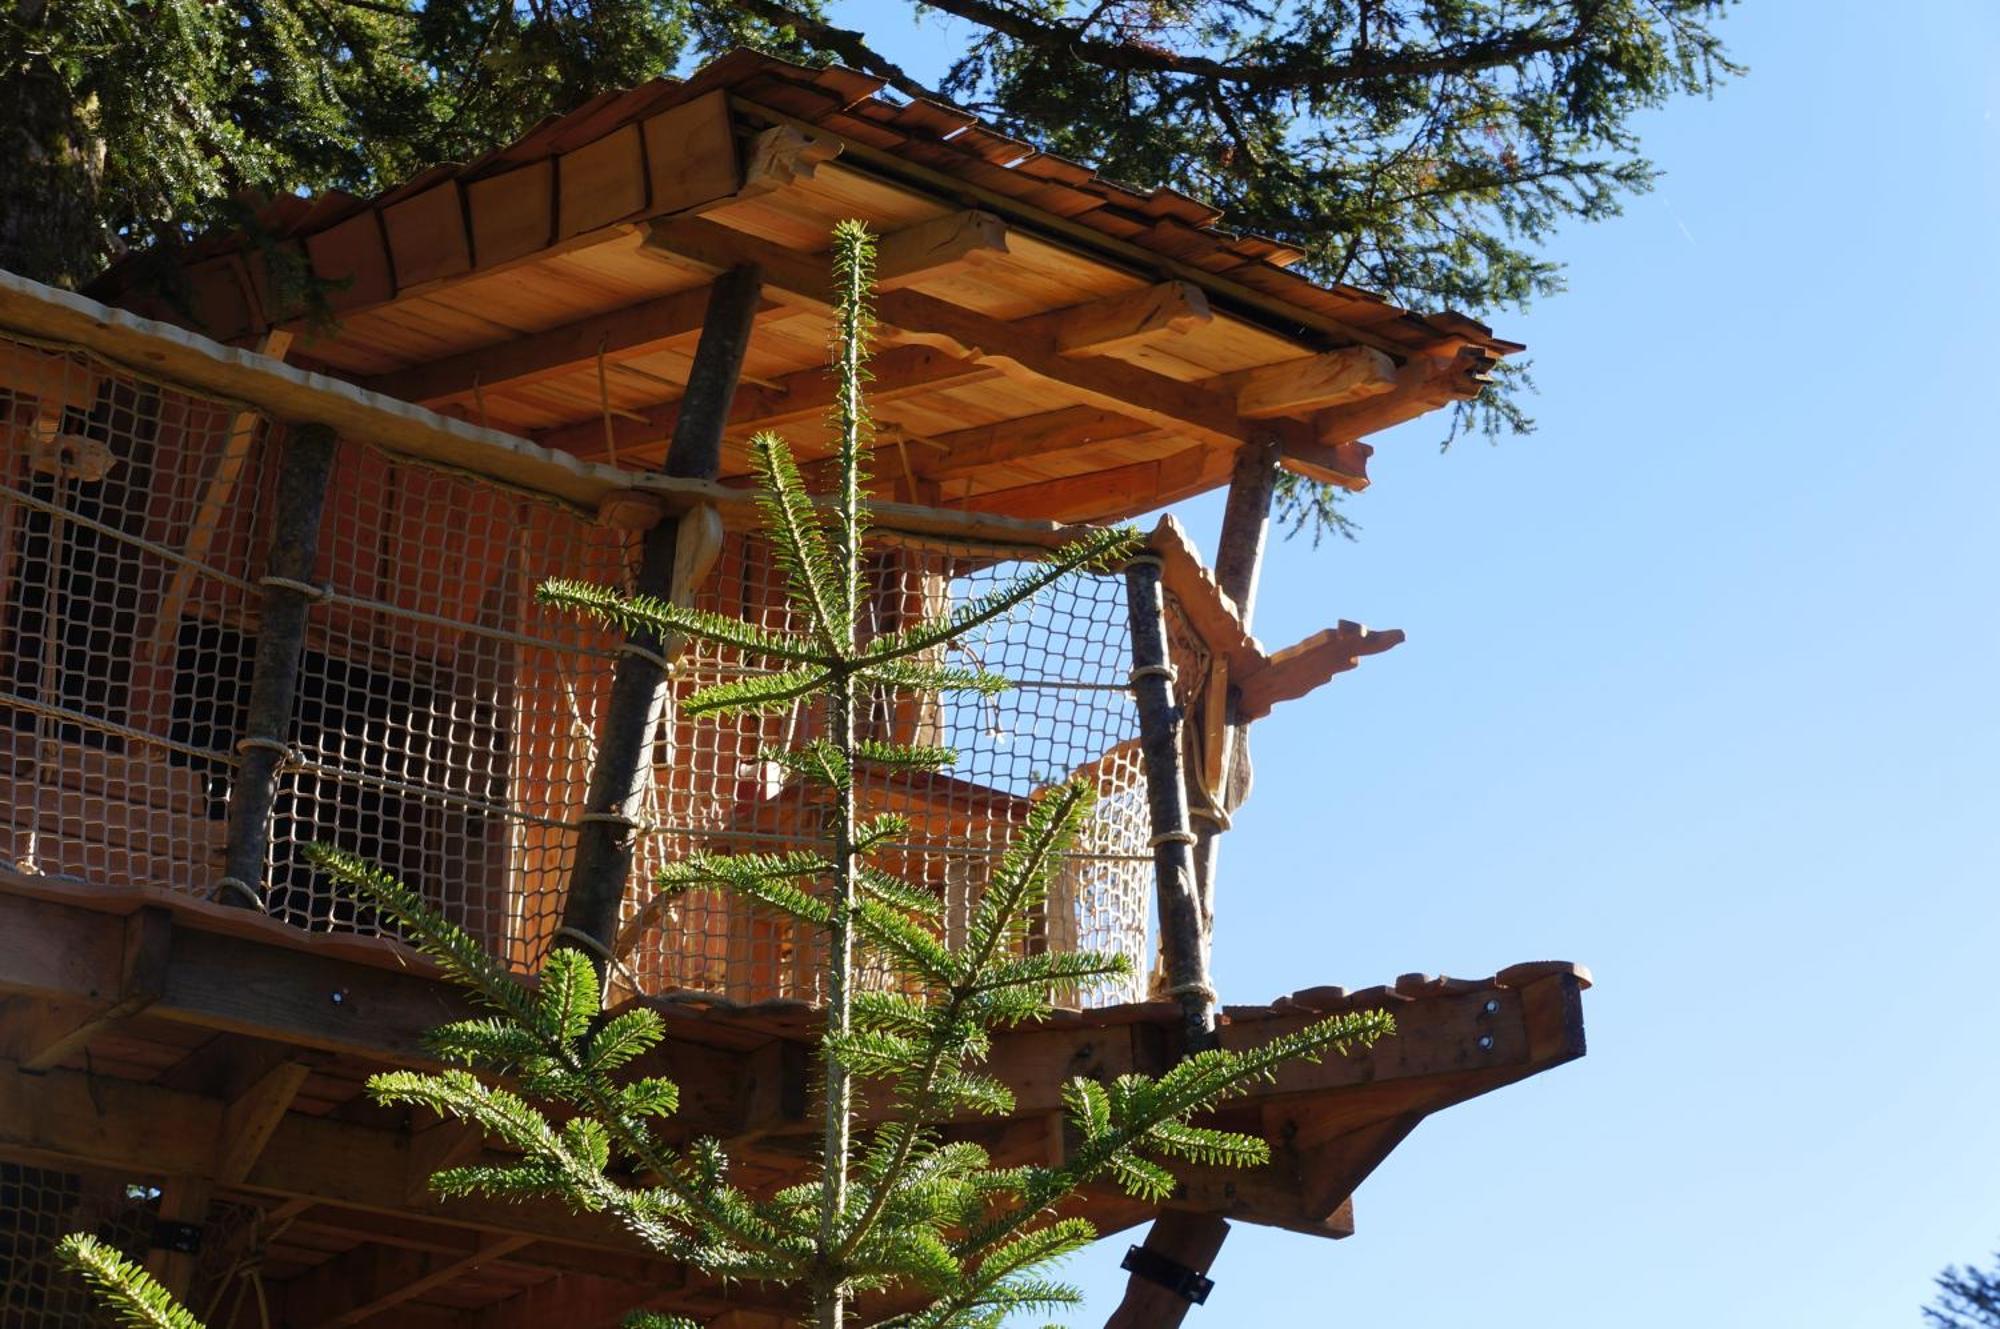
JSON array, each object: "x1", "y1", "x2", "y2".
[
  {"x1": 330, "y1": 988, "x2": 347, "y2": 1006},
  {"x1": 1483, "y1": 998, "x2": 1501, "y2": 1015},
  {"x1": 1476, "y1": 1033, "x2": 1495, "y2": 1052}
]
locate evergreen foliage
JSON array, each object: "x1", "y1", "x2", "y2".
[
  {"x1": 3, "y1": 0, "x2": 1736, "y2": 534},
  {"x1": 54, "y1": 1235, "x2": 206, "y2": 1329},
  {"x1": 1930, "y1": 1250, "x2": 2000, "y2": 1329},
  {"x1": 58, "y1": 222, "x2": 1394, "y2": 1326}
]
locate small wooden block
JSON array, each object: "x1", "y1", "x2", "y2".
[
  {"x1": 185, "y1": 259, "x2": 256, "y2": 340},
  {"x1": 559, "y1": 124, "x2": 649, "y2": 237},
  {"x1": 381, "y1": 182, "x2": 472, "y2": 288},
  {"x1": 305, "y1": 211, "x2": 396, "y2": 312},
  {"x1": 641, "y1": 89, "x2": 741, "y2": 215},
  {"x1": 468, "y1": 161, "x2": 554, "y2": 268}
]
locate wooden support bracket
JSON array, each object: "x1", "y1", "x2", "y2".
[
  {"x1": 215, "y1": 1057, "x2": 311, "y2": 1184},
  {"x1": 0, "y1": 905, "x2": 170, "y2": 1070}
]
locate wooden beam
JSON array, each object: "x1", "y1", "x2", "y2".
[
  {"x1": 544, "y1": 343, "x2": 997, "y2": 461},
  {"x1": 1233, "y1": 622, "x2": 1405, "y2": 720},
  {"x1": 1232, "y1": 346, "x2": 1397, "y2": 418},
  {"x1": 1032, "y1": 281, "x2": 1212, "y2": 358},
  {"x1": 872, "y1": 209, "x2": 1010, "y2": 289},
  {"x1": 0, "y1": 905, "x2": 169, "y2": 1070},
  {"x1": 215, "y1": 1058, "x2": 310, "y2": 1184},
  {"x1": 407, "y1": 1119, "x2": 487, "y2": 1205},
  {"x1": 0, "y1": 1054, "x2": 684, "y2": 1256},
  {"x1": 968, "y1": 446, "x2": 1208, "y2": 523},
  {"x1": 359, "y1": 287, "x2": 787, "y2": 407},
  {"x1": 144, "y1": 1176, "x2": 213, "y2": 1298},
  {"x1": 1275, "y1": 433, "x2": 1372, "y2": 489},
  {"x1": 286, "y1": 1233, "x2": 534, "y2": 1328},
  {"x1": 1313, "y1": 341, "x2": 1497, "y2": 444},
  {"x1": 1102, "y1": 1211, "x2": 1230, "y2": 1329},
  {"x1": 915, "y1": 406, "x2": 1158, "y2": 481},
  {"x1": 1165, "y1": 1113, "x2": 1419, "y2": 1237},
  {"x1": 148, "y1": 329, "x2": 292, "y2": 662},
  {"x1": 475, "y1": 1271, "x2": 690, "y2": 1329}
]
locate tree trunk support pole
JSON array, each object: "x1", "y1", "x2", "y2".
[
  {"x1": 1125, "y1": 550, "x2": 1216, "y2": 1053},
  {"x1": 1109, "y1": 440, "x2": 1278, "y2": 1328},
  {"x1": 557, "y1": 265, "x2": 762, "y2": 968},
  {"x1": 1103, "y1": 1210, "x2": 1231, "y2": 1329},
  {"x1": 1192, "y1": 438, "x2": 1282, "y2": 938},
  {"x1": 215, "y1": 421, "x2": 339, "y2": 911}
]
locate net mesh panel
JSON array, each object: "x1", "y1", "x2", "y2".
[
  {"x1": 618, "y1": 534, "x2": 1154, "y2": 1005},
  {"x1": 267, "y1": 437, "x2": 628, "y2": 958},
  {"x1": 0, "y1": 1164, "x2": 159, "y2": 1329},
  {"x1": 0, "y1": 329, "x2": 1179, "y2": 1007},
  {"x1": 1, "y1": 336, "x2": 263, "y2": 892}
]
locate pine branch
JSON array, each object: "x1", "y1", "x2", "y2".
[
  {"x1": 749, "y1": 429, "x2": 850, "y2": 650},
  {"x1": 54, "y1": 1236, "x2": 204, "y2": 1329},
  {"x1": 535, "y1": 579, "x2": 831, "y2": 667}
]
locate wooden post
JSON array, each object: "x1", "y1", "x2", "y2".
[
  {"x1": 557, "y1": 265, "x2": 761, "y2": 966},
  {"x1": 1103, "y1": 1211, "x2": 1230, "y2": 1329},
  {"x1": 1213, "y1": 437, "x2": 1281, "y2": 624},
  {"x1": 1191, "y1": 438, "x2": 1282, "y2": 937},
  {"x1": 1124, "y1": 552, "x2": 1215, "y2": 1052},
  {"x1": 216, "y1": 422, "x2": 339, "y2": 910}
]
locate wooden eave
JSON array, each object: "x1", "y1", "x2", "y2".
[
  {"x1": 0, "y1": 870, "x2": 1587, "y2": 1326},
  {"x1": 83, "y1": 49, "x2": 1521, "y2": 527}
]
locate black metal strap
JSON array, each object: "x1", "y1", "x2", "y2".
[
  {"x1": 1121, "y1": 1243, "x2": 1214, "y2": 1304},
  {"x1": 149, "y1": 1219, "x2": 203, "y2": 1254}
]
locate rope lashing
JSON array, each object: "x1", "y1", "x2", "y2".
[
  {"x1": 257, "y1": 574, "x2": 332, "y2": 600},
  {"x1": 619, "y1": 640, "x2": 675, "y2": 672},
  {"x1": 1128, "y1": 663, "x2": 1177, "y2": 685},
  {"x1": 553, "y1": 925, "x2": 642, "y2": 993},
  {"x1": 1148, "y1": 829, "x2": 1199, "y2": 848},
  {"x1": 214, "y1": 877, "x2": 266, "y2": 909},
  {"x1": 234, "y1": 736, "x2": 291, "y2": 758}
]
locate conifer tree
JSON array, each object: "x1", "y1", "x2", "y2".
[
  {"x1": 1930, "y1": 1249, "x2": 2000, "y2": 1329},
  {"x1": 59, "y1": 221, "x2": 1393, "y2": 1328}
]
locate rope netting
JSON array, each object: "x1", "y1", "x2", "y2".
[
  {"x1": 0, "y1": 1163, "x2": 159, "y2": 1329},
  {"x1": 0, "y1": 330, "x2": 1196, "y2": 1006}
]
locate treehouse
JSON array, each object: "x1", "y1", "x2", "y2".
[{"x1": 0, "y1": 50, "x2": 1588, "y2": 1328}]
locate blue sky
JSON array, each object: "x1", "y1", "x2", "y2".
[{"x1": 824, "y1": 2, "x2": 2000, "y2": 1323}]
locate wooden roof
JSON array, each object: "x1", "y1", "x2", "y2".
[{"x1": 88, "y1": 49, "x2": 1521, "y2": 526}]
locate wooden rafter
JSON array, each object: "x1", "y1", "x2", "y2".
[
  {"x1": 544, "y1": 342, "x2": 999, "y2": 461},
  {"x1": 913, "y1": 405, "x2": 1161, "y2": 480},
  {"x1": 285, "y1": 1233, "x2": 535, "y2": 1328},
  {"x1": 358, "y1": 286, "x2": 793, "y2": 407}
]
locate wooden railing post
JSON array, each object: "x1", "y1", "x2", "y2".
[
  {"x1": 215, "y1": 421, "x2": 339, "y2": 910},
  {"x1": 1125, "y1": 550, "x2": 1216, "y2": 1052},
  {"x1": 557, "y1": 265, "x2": 762, "y2": 970},
  {"x1": 1191, "y1": 438, "x2": 1282, "y2": 938}
]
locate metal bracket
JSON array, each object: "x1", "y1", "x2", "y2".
[
  {"x1": 1120, "y1": 1244, "x2": 1214, "y2": 1305},
  {"x1": 149, "y1": 1219, "x2": 203, "y2": 1254}
]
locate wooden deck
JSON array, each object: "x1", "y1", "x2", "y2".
[{"x1": 0, "y1": 871, "x2": 1585, "y2": 1325}]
